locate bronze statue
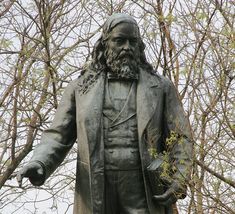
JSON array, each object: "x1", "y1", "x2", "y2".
[{"x1": 17, "y1": 13, "x2": 193, "y2": 214}]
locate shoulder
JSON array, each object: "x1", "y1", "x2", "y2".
[
  {"x1": 148, "y1": 70, "x2": 174, "y2": 89},
  {"x1": 65, "y1": 66, "x2": 98, "y2": 89},
  {"x1": 65, "y1": 78, "x2": 79, "y2": 91},
  {"x1": 74, "y1": 66, "x2": 104, "y2": 94}
]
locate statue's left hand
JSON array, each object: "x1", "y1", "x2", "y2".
[{"x1": 153, "y1": 181, "x2": 187, "y2": 206}]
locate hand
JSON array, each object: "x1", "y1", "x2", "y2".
[
  {"x1": 153, "y1": 181, "x2": 186, "y2": 206},
  {"x1": 17, "y1": 162, "x2": 44, "y2": 187}
]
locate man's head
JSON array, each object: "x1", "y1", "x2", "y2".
[
  {"x1": 104, "y1": 21, "x2": 140, "y2": 79},
  {"x1": 91, "y1": 13, "x2": 152, "y2": 75}
]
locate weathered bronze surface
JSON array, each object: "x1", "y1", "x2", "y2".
[{"x1": 18, "y1": 13, "x2": 193, "y2": 214}]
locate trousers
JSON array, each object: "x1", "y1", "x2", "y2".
[{"x1": 105, "y1": 170, "x2": 149, "y2": 214}]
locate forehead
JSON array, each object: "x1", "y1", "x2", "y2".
[{"x1": 109, "y1": 22, "x2": 139, "y2": 38}]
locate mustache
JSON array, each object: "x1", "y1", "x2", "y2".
[{"x1": 117, "y1": 51, "x2": 134, "y2": 59}]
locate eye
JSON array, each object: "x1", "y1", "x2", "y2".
[
  {"x1": 130, "y1": 38, "x2": 138, "y2": 45},
  {"x1": 113, "y1": 38, "x2": 124, "y2": 44}
]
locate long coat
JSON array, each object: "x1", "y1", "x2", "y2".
[{"x1": 30, "y1": 68, "x2": 193, "y2": 214}]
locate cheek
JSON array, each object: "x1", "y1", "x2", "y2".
[
  {"x1": 107, "y1": 41, "x2": 116, "y2": 49},
  {"x1": 108, "y1": 45, "x2": 120, "y2": 56},
  {"x1": 133, "y1": 47, "x2": 140, "y2": 57}
]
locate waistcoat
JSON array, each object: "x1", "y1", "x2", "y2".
[{"x1": 103, "y1": 80, "x2": 141, "y2": 170}]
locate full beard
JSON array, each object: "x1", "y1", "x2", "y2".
[{"x1": 105, "y1": 50, "x2": 140, "y2": 79}]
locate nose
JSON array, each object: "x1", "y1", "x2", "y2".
[{"x1": 123, "y1": 40, "x2": 131, "y2": 51}]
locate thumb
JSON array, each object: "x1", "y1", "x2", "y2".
[
  {"x1": 37, "y1": 167, "x2": 44, "y2": 176},
  {"x1": 153, "y1": 188, "x2": 174, "y2": 201},
  {"x1": 17, "y1": 169, "x2": 26, "y2": 187}
]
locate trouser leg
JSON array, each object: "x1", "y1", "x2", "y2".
[
  {"x1": 105, "y1": 171, "x2": 120, "y2": 214},
  {"x1": 105, "y1": 170, "x2": 149, "y2": 214},
  {"x1": 118, "y1": 170, "x2": 149, "y2": 214}
]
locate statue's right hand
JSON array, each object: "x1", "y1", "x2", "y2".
[{"x1": 17, "y1": 162, "x2": 44, "y2": 187}]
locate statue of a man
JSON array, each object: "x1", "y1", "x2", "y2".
[{"x1": 18, "y1": 13, "x2": 193, "y2": 214}]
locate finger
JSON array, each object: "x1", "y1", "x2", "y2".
[
  {"x1": 157, "y1": 195, "x2": 177, "y2": 206},
  {"x1": 17, "y1": 172, "x2": 24, "y2": 187},
  {"x1": 153, "y1": 188, "x2": 174, "y2": 201}
]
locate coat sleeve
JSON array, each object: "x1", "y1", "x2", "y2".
[
  {"x1": 163, "y1": 78, "x2": 193, "y2": 193},
  {"x1": 29, "y1": 80, "x2": 77, "y2": 185}
]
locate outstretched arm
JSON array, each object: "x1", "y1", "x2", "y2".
[{"x1": 18, "y1": 80, "x2": 77, "y2": 186}]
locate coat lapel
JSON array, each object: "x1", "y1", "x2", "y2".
[
  {"x1": 137, "y1": 69, "x2": 162, "y2": 139},
  {"x1": 76, "y1": 69, "x2": 162, "y2": 152}
]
